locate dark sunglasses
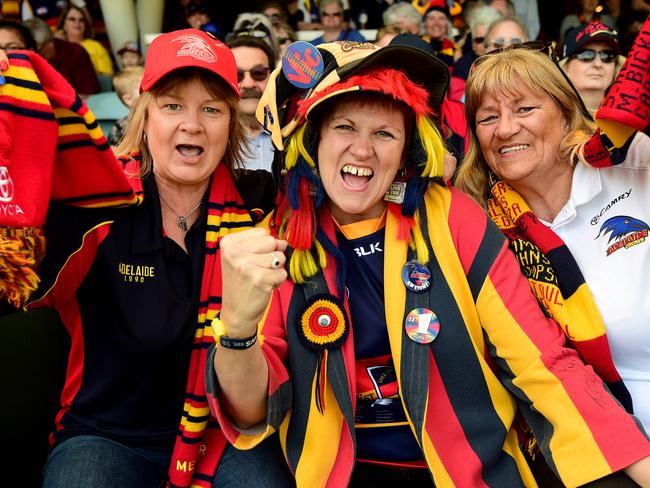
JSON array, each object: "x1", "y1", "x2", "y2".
[
  {"x1": 322, "y1": 11, "x2": 342, "y2": 17},
  {"x1": 472, "y1": 36, "x2": 485, "y2": 44},
  {"x1": 237, "y1": 66, "x2": 270, "y2": 83},
  {"x1": 572, "y1": 49, "x2": 617, "y2": 63},
  {"x1": 471, "y1": 41, "x2": 592, "y2": 120}
]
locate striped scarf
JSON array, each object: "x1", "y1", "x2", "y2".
[
  {"x1": 486, "y1": 171, "x2": 632, "y2": 413},
  {"x1": 0, "y1": 51, "x2": 137, "y2": 308},
  {"x1": 159, "y1": 162, "x2": 253, "y2": 487},
  {"x1": 120, "y1": 154, "x2": 255, "y2": 486}
]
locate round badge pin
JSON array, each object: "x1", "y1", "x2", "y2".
[
  {"x1": 281, "y1": 41, "x2": 324, "y2": 89},
  {"x1": 404, "y1": 308, "x2": 440, "y2": 344},
  {"x1": 401, "y1": 260, "x2": 431, "y2": 293}
]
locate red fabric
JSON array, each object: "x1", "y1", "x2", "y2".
[
  {"x1": 298, "y1": 68, "x2": 433, "y2": 119},
  {"x1": 0, "y1": 52, "x2": 136, "y2": 227},
  {"x1": 596, "y1": 16, "x2": 650, "y2": 132}
]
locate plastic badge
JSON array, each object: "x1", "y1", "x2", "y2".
[
  {"x1": 404, "y1": 308, "x2": 440, "y2": 344},
  {"x1": 281, "y1": 41, "x2": 324, "y2": 89},
  {"x1": 401, "y1": 260, "x2": 431, "y2": 293}
]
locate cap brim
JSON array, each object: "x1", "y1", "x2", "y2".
[{"x1": 336, "y1": 45, "x2": 450, "y2": 111}]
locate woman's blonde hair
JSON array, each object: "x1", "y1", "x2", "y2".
[
  {"x1": 114, "y1": 67, "x2": 246, "y2": 177},
  {"x1": 456, "y1": 48, "x2": 595, "y2": 205}
]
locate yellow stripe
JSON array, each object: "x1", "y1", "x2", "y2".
[
  {"x1": 294, "y1": 373, "x2": 342, "y2": 488},
  {"x1": 57, "y1": 122, "x2": 103, "y2": 140},
  {"x1": 384, "y1": 207, "x2": 408, "y2": 376},
  {"x1": 420, "y1": 433, "x2": 455, "y2": 487},
  {"x1": 4, "y1": 64, "x2": 40, "y2": 83},
  {"x1": 477, "y1": 277, "x2": 610, "y2": 481},
  {"x1": 0, "y1": 82, "x2": 49, "y2": 105}
]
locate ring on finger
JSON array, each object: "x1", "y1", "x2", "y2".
[{"x1": 270, "y1": 252, "x2": 281, "y2": 269}]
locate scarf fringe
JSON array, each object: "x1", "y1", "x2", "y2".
[{"x1": 0, "y1": 227, "x2": 45, "y2": 308}]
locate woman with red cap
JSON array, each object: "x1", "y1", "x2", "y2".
[
  {"x1": 16, "y1": 29, "x2": 290, "y2": 488},
  {"x1": 207, "y1": 40, "x2": 650, "y2": 487}
]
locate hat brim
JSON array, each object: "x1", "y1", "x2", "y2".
[{"x1": 335, "y1": 45, "x2": 449, "y2": 111}]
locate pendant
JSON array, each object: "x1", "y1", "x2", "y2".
[{"x1": 178, "y1": 216, "x2": 188, "y2": 232}]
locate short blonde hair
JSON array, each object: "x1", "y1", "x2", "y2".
[
  {"x1": 114, "y1": 68, "x2": 246, "y2": 177},
  {"x1": 112, "y1": 67, "x2": 144, "y2": 101},
  {"x1": 456, "y1": 48, "x2": 594, "y2": 205}
]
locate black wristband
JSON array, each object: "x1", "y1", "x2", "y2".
[{"x1": 219, "y1": 333, "x2": 257, "y2": 350}]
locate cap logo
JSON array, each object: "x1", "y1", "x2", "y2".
[
  {"x1": 576, "y1": 21, "x2": 616, "y2": 43},
  {"x1": 172, "y1": 34, "x2": 217, "y2": 64}
]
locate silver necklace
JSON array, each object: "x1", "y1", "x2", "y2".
[{"x1": 159, "y1": 193, "x2": 202, "y2": 232}]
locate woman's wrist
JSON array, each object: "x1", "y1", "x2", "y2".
[{"x1": 218, "y1": 310, "x2": 258, "y2": 339}]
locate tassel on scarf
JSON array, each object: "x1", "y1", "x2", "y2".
[{"x1": 0, "y1": 227, "x2": 45, "y2": 308}]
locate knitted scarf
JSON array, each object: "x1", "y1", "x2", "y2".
[
  {"x1": 583, "y1": 16, "x2": 650, "y2": 168},
  {"x1": 0, "y1": 51, "x2": 138, "y2": 308},
  {"x1": 165, "y1": 162, "x2": 253, "y2": 487},
  {"x1": 120, "y1": 154, "x2": 254, "y2": 487},
  {"x1": 486, "y1": 172, "x2": 632, "y2": 414}
]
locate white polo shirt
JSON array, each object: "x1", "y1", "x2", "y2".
[{"x1": 546, "y1": 133, "x2": 650, "y2": 432}]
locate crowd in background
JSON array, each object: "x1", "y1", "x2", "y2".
[{"x1": 0, "y1": 0, "x2": 640, "y2": 166}]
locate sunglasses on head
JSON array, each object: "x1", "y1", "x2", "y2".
[
  {"x1": 488, "y1": 37, "x2": 523, "y2": 49},
  {"x1": 471, "y1": 41, "x2": 592, "y2": 120},
  {"x1": 237, "y1": 66, "x2": 270, "y2": 83},
  {"x1": 572, "y1": 48, "x2": 617, "y2": 63}
]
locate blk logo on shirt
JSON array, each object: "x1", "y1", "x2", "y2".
[{"x1": 354, "y1": 242, "x2": 382, "y2": 257}]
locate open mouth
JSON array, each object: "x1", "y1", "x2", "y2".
[
  {"x1": 176, "y1": 144, "x2": 204, "y2": 157},
  {"x1": 341, "y1": 164, "x2": 373, "y2": 187},
  {"x1": 499, "y1": 144, "x2": 528, "y2": 155}
]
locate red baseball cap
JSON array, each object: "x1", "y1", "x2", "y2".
[{"x1": 140, "y1": 29, "x2": 239, "y2": 95}]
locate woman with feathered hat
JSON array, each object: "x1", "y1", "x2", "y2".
[{"x1": 207, "y1": 40, "x2": 650, "y2": 487}]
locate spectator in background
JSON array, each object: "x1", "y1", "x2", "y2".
[
  {"x1": 559, "y1": 0, "x2": 616, "y2": 42},
  {"x1": 421, "y1": 2, "x2": 456, "y2": 67},
  {"x1": 260, "y1": 1, "x2": 289, "y2": 26},
  {"x1": 227, "y1": 35, "x2": 275, "y2": 173},
  {"x1": 0, "y1": 19, "x2": 36, "y2": 51},
  {"x1": 273, "y1": 21, "x2": 296, "y2": 58},
  {"x1": 185, "y1": 0, "x2": 222, "y2": 40},
  {"x1": 452, "y1": 5, "x2": 502, "y2": 82},
  {"x1": 116, "y1": 41, "x2": 142, "y2": 69},
  {"x1": 309, "y1": 0, "x2": 365, "y2": 46},
  {"x1": 510, "y1": 0, "x2": 540, "y2": 39},
  {"x1": 292, "y1": 0, "x2": 352, "y2": 30},
  {"x1": 107, "y1": 66, "x2": 143, "y2": 146},
  {"x1": 349, "y1": 0, "x2": 393, "y2": 29},
  {"x1": 24, "y1": 16, "x2": 100, "y2": 97},
  {"x1": 374, "y1": 23, "x2": 407, "y2": 47},
  {"x1": 484, "y1": 0, "x2": 515, "y2": 17},
  {"x1": 382, "y1": 2, "x2": 422, "y2": 35},
  {"x1": 560, "y1": 21, "x2": 624, "y2": 114},
  {"x1": 484, "y1": 16, "x2": 528, "y2": 51},
  {"x1": 55, "y1": 5, "x2": 113, "y2": 76},
  {"x1": 232, "y1": 12, "x2": 279, "y2": 62}
]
